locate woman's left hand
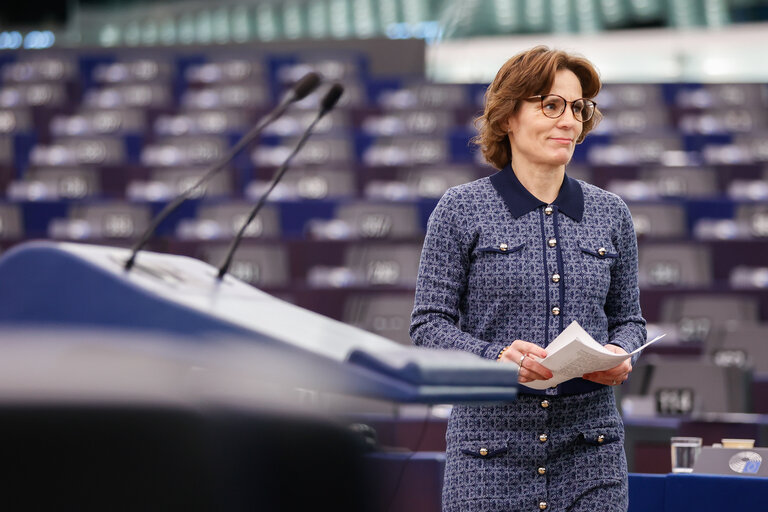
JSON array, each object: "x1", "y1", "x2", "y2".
[{"x1": 582, "y1": 344, "x2": 632, "y2": 386}]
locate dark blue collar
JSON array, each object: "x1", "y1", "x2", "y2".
[{"x1": 489, "y1": 165, "x2": 584, "y2": 222}]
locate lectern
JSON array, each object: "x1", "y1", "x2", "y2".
[
  {"x1": 0, "y1": 241, "x2": 518, "y2": 510},
  {"x1": 0, "y1": 240, "x2": 518, "y2": 403}
]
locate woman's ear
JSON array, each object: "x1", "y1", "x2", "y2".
[
  {"x1": 500, "y1": 118, "x2": 508, "y2": 132},
  {"x1": 501, "y1": 110, "x2": 516, "y2": 135}
]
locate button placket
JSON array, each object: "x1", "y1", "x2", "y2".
[
  {"x1": 542, "y1": 209, "x2": 560, "y2": 336},
  {"x1": 549, "y1": 204, "x2": 565, "y2": 333},
  {"x1": 537, "y1": 399, "x2": 550, "y2": 482},
  {"x1": 530, "y1": 394, "x2": 549, "y2": 505}
]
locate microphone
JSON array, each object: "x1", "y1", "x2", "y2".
[
  {"x1": 216, "y1": 83, "x2": 344, "y2": 280},
  {"x1": 124, "y1": 72, "x2": 321, "y2": 271}
]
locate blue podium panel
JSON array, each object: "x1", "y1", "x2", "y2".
[
  {"x1": 628, "y1": 474, "x2": 666, "y2": 512},
  {"x1": 667, "y1": 473, "x2": 768, "y2": 511},
  {"x1": 0, "y1": 241, "x2": 518, "y2": 404},
  {"x1": 629, "y1": 473, "x2": 768, "y2": 512}
]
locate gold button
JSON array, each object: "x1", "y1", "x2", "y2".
[
  {"x1": 551, "y1": 306, "x2": 560, "y2": 316},
  {"x1": 499, "y1": 243, "x2": 508, "y2": 252},
  {"x1": 598, "y1": 247, "x2": 607, "y2": 256},
  {"x1": 597, "y1": 434, "x2": 605, "y2": 444},
  {"x1": 539, "y1": 501, "x2": 548, "y2": 510},
  {"x1": 548, "y1": 238, "x2": 557, "y2": 248},
  {"x1": 540, "y1": 399, "x2": 550, "y2": 409},
  {"x1": 544, "y1": 205, "x2": 553, "y2": 215},
  {"x1": 479, "y1": 448, "x2": 488, "y2": 456},
  {"x1": 551, "y1": 273, "x2": 560, "y2": 283},
  {"x1": 539, "y1": 433, "x2": 548, "y2": 442},
  {"x1": 538, "y1": 466, "x2": 546, "y2": 475}
]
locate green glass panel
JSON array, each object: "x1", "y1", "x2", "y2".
[
  {"x1": 196, "y1": 10, "x2": 213, "y2": 44},
  {"x1": 307, "y1": 0, "x2": 330, "y2": 38},
  {"x1": 178, "y1": 12, "x2": 196, "y2": 44},
  {"x1": 379, "y1": 0, "x2": 401, "y2": 27},
  {"x1": 574, "y1": 0, "x2": 603, "y2": 33},
  {"x1": 160, "y1": 17, "x2": 176, "y2": 45},
  {"x1": 668, "y1": 0, "x2": 705, "y2": 27},
  {"x1": 523, "y1": 0, "x2": 551, "y2": 31},
  {"x1": 255, "y1": 3, "x2": 280, "y2": 41},
  {"x1": 628, "y1": 0, "x2": 663, "y2": 21},
  {"x1": 231, "y1": 5, "x2": 251, "y2": 43},
  {"x1": 283, "y1": 0, "x2": 305, "y2": 39},
  {"x1": 141, "y1": 19, "x2": 159, "y2": 45},
  {"x1": 99, "y1": 24, "x2": 121, "y2": 47},
  {"x1": 352, "y1": 0, "x2": 378, "y2": 37},
  {"x1": 212, "y1": 7, "x2": 230, "y2": 43},
  {"x1": 702, "y1": 0, "x2": 730, "y2": 27},
  {"x1": 551, "y1": 0, "x2": 576, "y2": 33},
  {"x1": 493, "y1": 0, "x2": 524, "y2": 33},
  {"x1": 329, "y1": 0, "x2": 352, "y2": 38},
  {"x1": 124, "y1": 20, "x2": 141, "y2": 46},
  {"x1": 402, "y1": 0, "x2": 429, "y2": 23}
]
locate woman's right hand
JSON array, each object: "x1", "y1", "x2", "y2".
[{"x1": 498, "y1": 340, "x2": 553, "y2": 383}]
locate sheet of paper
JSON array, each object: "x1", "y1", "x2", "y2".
[{"x1": 522, "y1": 321, "x2": 665, "y2": 390}]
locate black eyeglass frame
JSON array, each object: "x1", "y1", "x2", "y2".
[{"x1": 524, "y1": 94, "x2": 597, "y2": 123}]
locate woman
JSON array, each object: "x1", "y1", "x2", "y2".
[{"x1": 410, "y1": 46, "x2": 646, "y2": 511}]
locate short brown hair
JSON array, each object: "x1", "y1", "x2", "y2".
[{"x1": 472, "y1": 46, "x2": 603, "y2": 170}]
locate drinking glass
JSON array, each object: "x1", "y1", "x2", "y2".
[{"x1": 670, "y1": 436, "x2": 702, "y2": 473}]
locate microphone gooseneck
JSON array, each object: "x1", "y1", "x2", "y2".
[
  {"x1": 216, "y1": 83, "x2": 345, "y2": 280},
  {"x1": 123, "y1": 72, "x2": 321, "y2": 271}
]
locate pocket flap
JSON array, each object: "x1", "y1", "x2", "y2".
[
  {"x1": 580, "y1": 246, "x2": 619, "y2": 259},
  {"x1": 578, "y1": 426, "x2": 623, "y2": 446},
  {"x1": 477, "y1": 243, "x2": 525, "y2": 255},
  {"x1": 460, "y1": 441, "x2": 509, "y2": 459}
]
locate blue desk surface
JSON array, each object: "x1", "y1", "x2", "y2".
[{"x1": 629, "y1": 473, "x2": 768, "y2": 512}]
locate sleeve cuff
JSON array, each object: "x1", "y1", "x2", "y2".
[{"x1": 483, "y1": 342, "x2": 509, "y2": 361}]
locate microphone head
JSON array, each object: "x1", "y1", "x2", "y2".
[
  {"x1": 320, "y1": 83, "x2": 345, "y2": 113},
  {"x1": 292, "y1": 72, "x2": 321, "y2": 101}
]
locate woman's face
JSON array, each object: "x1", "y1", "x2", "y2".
[{"x1": 505, "y1": 69, "x2": 584, "y2": 173}]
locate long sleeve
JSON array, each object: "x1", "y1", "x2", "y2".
[
  {"x1": 605, "y1": 199, "x2": 647, "y2": 357},
  {"x1": 410, "y1": 189, "x2": 508, "y2": 360}
]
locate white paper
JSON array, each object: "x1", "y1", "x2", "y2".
[{"x1": 522, "y1": 321, "x2": 666, "y2": 390}]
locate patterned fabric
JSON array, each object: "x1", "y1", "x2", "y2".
[
  {"x1": 444, "y1": 389, "x2": 626, "y2": 512},
  {"x1": 410, "y1": 165, "x2": 646, "y2": 511}
]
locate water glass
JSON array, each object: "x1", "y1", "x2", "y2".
[{"x1": 670, "y1": 436, "x2": 702, "y2": 473}]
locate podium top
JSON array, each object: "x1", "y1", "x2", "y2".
[{"x1": 0, "y1": 241, "x2": 519, "y2": 403}]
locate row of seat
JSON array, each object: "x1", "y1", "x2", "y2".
[
  {"x1": 3, "y1": 157, "x2": 768, "y2": 198},
  {"x1": 3, "y1": 54, "x2": 767, "y2": 108},
  {"x1": 3, "y1": 194, "x2": 768, "y2": 243}
]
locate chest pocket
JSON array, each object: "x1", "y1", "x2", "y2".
[
  {"x1": 574, "y1": 243, "x2": 618, "y2": 300},
  {"x1": 469, "y1": 243, "x2": 528, "y2": 299}
]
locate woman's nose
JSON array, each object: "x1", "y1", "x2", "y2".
[{"x1": 557, "y1": 107, "x2": 581, "y2": 130}]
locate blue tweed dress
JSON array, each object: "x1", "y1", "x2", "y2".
[{"x1": 410, "y1": 165, "x2": 647, "y2": 511}]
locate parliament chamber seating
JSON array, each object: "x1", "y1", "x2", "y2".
[{"x1": 1, "y1": 50, "x2": 768, "y2": 504}]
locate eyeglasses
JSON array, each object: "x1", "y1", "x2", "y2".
[{"x1": 525, "y1": 94, "x2": 597, "y2": 123}]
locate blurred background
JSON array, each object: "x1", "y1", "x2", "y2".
[{"x1": 1, "y1": 0, "x2": 768, "y2": 509}]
